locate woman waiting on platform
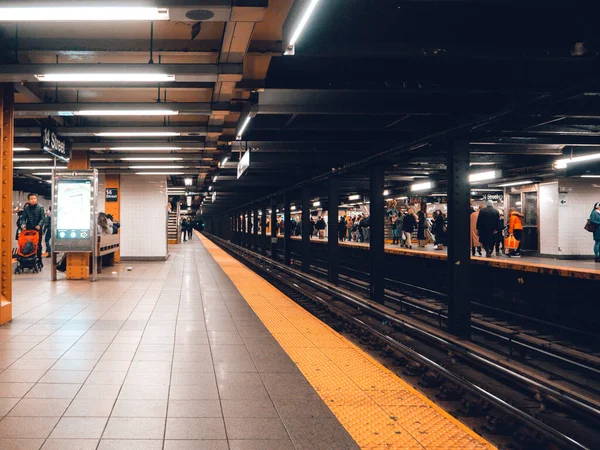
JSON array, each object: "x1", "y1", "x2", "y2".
[{"x1": 589, "y1": 202, "x2": 600, "y2": 262}]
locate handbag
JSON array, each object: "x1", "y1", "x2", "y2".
[
  {"x1": 585, "y1": 219, "x2": 597, "y2": 233},
  {"x1": 504, "y1": 235, "x2": 519, "y2": 250}
]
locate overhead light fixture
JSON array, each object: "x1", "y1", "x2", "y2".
[
  {"x1": 110, "y1": 147, "x2": 182, "y2": 151},
  {"x1": 120, "y1": 157, "x2": 182, "y2": 161},
  {"x1": 95, "y1": 132, "x2": 180, "y2": 137},
  {"x1": 13, "y1": 158, "x2": 52, "y2": 162},
  {"x1": 432, "y1": 193, "x2": 448, "y2": 197},
  {"x1": 581, "y1": 175, "x2": 600, "y2": 178},
  {"x1": 236, "y1": 117, "x2": 251, "y2": 140},
  {"x1": 383, "y1": 190, "x2": 390, "y2": 196},
  {"x1": 73, "y1": 110, "x2": 178, "y2": 116},
  {"x1": 135, "y1": 172, "x2": 184, "y2": 175},
  {"x1": 208, "y1": 186, "x2": 213, "y2": 191},
  {"x1": 186, "y1": 196, "x2": 192, "y2": 207},
  {"x1": 470, "y1": 162, "x2": 497, "y2": 166},
  {"x1": 313, "y1": 201, "x2": 321, "y2": 207},
  {"x1": 128, "y1": 165, "x2": 184, "y2": 170},
  {"x1": 496, "y1": 180, "x2": 534, "y2": 187},
  {"x1": 411, "y1": 181, "x2": 433, "y2": 192},
  {"x1": 14, "y1": 166, "x2": 66, "y2": 170},
  {"x1": 213, "y1": 176, "x2": 218, "y2": 182},
  {"x1": 554, "y1": 152, "x2": 600, "y2": 169},
  {"x1": 13, "y1": 147, "x2": 30, "y2": 151},
  {"x1": 36, "y1": 73, "x2": 175, "y2": 83},
  {"x1": 291, "y1": 206, "x2": 297, "y2": 211},
  {"x1": 0, "y1": 7, "x2": 170, "y2": 22},
  {"x1": 286, "y1": 0, "x2": 320, "y2": 53},
  {"x1": 469, "y1": 170, "x2": 499, "y2": 183},
  {"x1": 221, "y1": 157, "x2": 228, "y2": 167},
  {"x1": 32, "y1": 172, "x2": 52, "y2": 176},
  {"x1": 348, "y1": 194, "x2": 361, "y2": 201},
  {"x1": 184, "y1": 178, "x2": 193, "y2": 186}
]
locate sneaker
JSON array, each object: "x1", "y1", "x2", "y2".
[
  {"x1": 433, "y1": 245, "x2": 438, "y2": 250},
  {"x1": 512, "y1": 253, "x2": 522, "y2": 258}
]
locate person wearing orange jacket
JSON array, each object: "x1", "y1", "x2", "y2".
[{"x1": 508, "y1": 208, "x2": 524, "y2": 257}]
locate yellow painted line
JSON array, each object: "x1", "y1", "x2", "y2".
[{"x1": 199, "y1": 233, "x2": 495, "y2": 450}]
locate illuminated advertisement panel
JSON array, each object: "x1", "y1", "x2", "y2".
[{"x1": 56, "y1": 179, "x2": 92, "y2": 240}]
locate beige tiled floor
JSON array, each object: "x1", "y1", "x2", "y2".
[{"x1": 1, "y1": 236, "x2": 357, "y2": 449}]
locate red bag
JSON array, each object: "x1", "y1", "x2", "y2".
[{"x1": 504, "y1": 235, "x2": 519, "y2": 250}]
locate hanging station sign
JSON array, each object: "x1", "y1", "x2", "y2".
[
  {"x1": 41, "y1": 127, "x2": 71, "y2": 162},
  {"x1": 237, "y1": 150, "x2": 250, "y2": 179}
]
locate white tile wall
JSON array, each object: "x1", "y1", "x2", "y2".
[
  {"x1": 97, "y1": 173, "x2": 105, "y2": 213},
  {"x1": 120, "y1": 175, "x2": 168, "y2": 259},
  {"x1": 557, "y1": 178, "x2": 600, "y2": 256},
  {"x1": 539, "y1": 182, "x2": 559, "y2": 255}
]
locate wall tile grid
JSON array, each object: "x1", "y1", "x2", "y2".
[
  {"x1": 539, "y1": 182, "x2": 559, "y2": 255},
  {"x1": 120, "y1": 175, "x2": 168, "y2": 259},
  {"x1": 558, "y1": 178, "x2": 600, "y2": 256}
]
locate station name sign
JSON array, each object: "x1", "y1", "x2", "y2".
[
  {"x1": 106, "y1": 188, "x2": 118, "y2": 202},
  {"x1": 41, "y1": 127, "x2": 71, "y2": 162}
]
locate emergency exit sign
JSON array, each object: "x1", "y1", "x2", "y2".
[{"x1": 106, "y1": 188, "x2": 118, "y2": 202}]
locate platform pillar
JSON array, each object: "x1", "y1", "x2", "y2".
[
  {"x1": 270, "y1": 197, "x2": 277, "y2": 260},
  {"x1": 0, "y1": 84, "x2": 14, "y2": 324},
  {"x1": 66, "y1": 150, "x2": 91, "y2": 279},
  {"x1": 301, "y1": 187, "x2": 311, "y2": 273},
  {"x1": 369, "y1": 165, "x2": 385, "y2": 303},
  {"x1": 283, "y1": 193, "x2": 291, "y2": 266},
  {"x1": 253, "y1": 204, "x2": 259, "y2": 251},
  {"x1": 328, "y1": 177, "x2": 340, "y2": 284},
  {"x1": 261, "y1": 203, "x2": 267, "y2": 255},
  {"x1": 447, "y1": 140, "x2": 471, "y2": 338},
  {"x1": 104, "y1": 174, "x2": 120, "y2": 263}
]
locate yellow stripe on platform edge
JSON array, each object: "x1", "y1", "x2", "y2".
[{"x1": 198, "y1": 233, "x2": 495, "y2": 450}]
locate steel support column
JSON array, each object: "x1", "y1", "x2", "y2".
[
  {"x1": 447, "y1": 140, "x2": 471, "y2": 338},
  {"x1": 328, "y1": 177, "x2": 340, "y2": 284},
  {"x1": 261, "y1": 203, "x2": 267, "y2": 254},
  {"x1": 283, "y1": 193, "x2": 291, "y2": 266},
  {"x1": 66, "y1": 150, "x2": 91, "y2": 280},
  {"x1": 369, "y1": 165, "x2": 385, "y2": 303},
  {"x1": 253, "y1": 204, "x2": 259, "y2": 251},
  {"x1": 0, "y1": 84, "x2": 14, "y2": 324},
  {"x1": 301, "y1": 187, "x2": 311, "y2": 273},
  {"x1": 270, "y1": 198, "x2": 277, "y2": 260}
]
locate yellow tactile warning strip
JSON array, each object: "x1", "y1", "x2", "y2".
[{"x1": 199, "y1": 233, "x2": 495, "y2": 450}]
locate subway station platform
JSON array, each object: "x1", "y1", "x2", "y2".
[
  {"x1": 0, "y1": 233, "x2": 494, "y2": 449},
  {"x1": 288, "y1": 236, "x2": 600, "y2": 281}
]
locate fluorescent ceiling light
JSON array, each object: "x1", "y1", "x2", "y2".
[
  {"x1": 236, "y1": 117, "x2": 251, "y2": 140},
  {"x1": 469, "y1": 170, "x2": 498, "y2": 183},
  {"x1": 396, "y1": 196, "x2": 408, "y2": 200},
  {"x1": 73, "y1": 110, "x2": 178, "y2": 116},
  {"x1": 14, "y1": 166, "x2": 66, "y2": 170},
  {"x1": 208, "y1": 186, "x2": 213, "y2": 191},
  {"x1": 313, "y1": 201, "x2": 321, "y2": 207},
  {"x1": 13, "y1": 147, "x2": 30, "y2": 151},
  {"x1": 581, "y1": 175, "x2": 600, "y2": 178},
  {"x1": 348, "y1": 194, "x2": 361, "y2": 201},
  {"x1": 289, "y1": 0, "x2": 320, "y2": 47},
  {"x1": 411, "y1": 181, "x2": 433, "y2": 192},
  {"x1": 184, "y1": 178, "x2": 193, "y2": 186},
  {"x1": 36, "y1": 73, "x2": 174, "y2": 83},
  {"x1": 129, "y1": 165, "x2": 184, "y2": 169},
  {"x1": 213, "y1": 176, "x2": 218, "y2": 182},
  {"x1": 496, "y1": 180, "x2": 534, "y2": 187},
  {"x1": 432, "y1": 193, "x2": 448, "y2": 196},
  {"x1": 554, "y1": 152, "x2": 600, "y2": 169},
  {"x1": 95, "y1": 132, "x2": 180, "y2": 137},
  {"x1": 221, "y1": 157, "x2": 228, "y2": 166},
  {"x1": 0, "y1": 7, "x2": 169, "y2": 22},
  {"x1": 13, "y1": 158, "x2": 52, "y2": 162},
  {"x1": 120, "y1": 157, "x2": 182, "y2": 161},
  {"x1": 135, "y1": 172, "x2": 184, "y2": 175},
  {"x1": 470, "y1": 162, "x2": 497, "y2": 166},
  {"x1": 383, "y1": 190, "x2": 390, "y2": 196},
  {"x1": 32, "y1": 172, "x2": 52, "y2": 176},
  {"x1": 110, "y1": 146, "x2": 182, "y2": 151},
  {"x1": 291, "y1": 206, "x2": 297, "y2": 211}
]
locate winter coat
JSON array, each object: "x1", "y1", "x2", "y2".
[
  {"x1": 477, "y1": 206, "x2": 500, "y2": 244},
  {"x1": 470, "y1": 209, "x2": 481, "y2": 248},
  {"x1": 590, "y1": 209, "x2": 600, "y2": 241},
  {"x1": 23, "y1": 204, "x2": 46, "y2": 230},
  {"x1": 508, "y1": 211, "x2": 524, "y2": 235}
]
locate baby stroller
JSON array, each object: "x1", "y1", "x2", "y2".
[{"x1": 15, "y1": 230, "x2": 42, "y2": 274}]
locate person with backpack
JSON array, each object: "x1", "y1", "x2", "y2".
[
  {"x1": 315, "y1": 216, "x2": 326, "y2": 239},
  {"x1": 588, "y1": 202, "x2": 600, "y2": 262}
]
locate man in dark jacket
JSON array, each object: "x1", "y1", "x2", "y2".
[
  {"x1": 476, "y1": 200, "x2": 500, "y2": 258},
  {"x1": 23, "y1": 193, "x2": 46, "y2": 261}
]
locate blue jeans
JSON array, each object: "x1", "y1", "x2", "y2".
[
  {"x1": 594, "y1": 240, "x2": 600, "y2": 257},
  {"x1": 392, "y1": 229, "x2": 400, "y2": 238}
]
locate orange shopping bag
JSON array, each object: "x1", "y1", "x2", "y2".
[{"x1": 504, "y1": 235, "x2": 519, "y2": 250}]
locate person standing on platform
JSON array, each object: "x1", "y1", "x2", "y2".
[
  {"x1": 187, "y1": 218, "x2": 193, "y2": 240},
  {"x1": 589, "y1": 202, "x2": 600, "y2": 262},
  {"x1": 508, "y1": 208, "x2": 524, "y2": 257},
  {"x1": 23, "y1": 194, "x2": 46, "y2": 263},
  {"x1": 432, "y1": 210, "x2": 446, "y2": 250},
  {"x1": 346, "y1": 216, "x2": 353, "y2": 241},
  {"x1": 181, "y1": 217, "x2": 189, "y2": 241},
  {"x1": 417, "y1": 210, "x2": 427, "y2": 248},
  {"x1": 391, "y1": 215, "x2": 401, "y2": 245},
  {"x1": 495, "y1": 213, "x2": 505, "y2": 256},
  {"x1": 470, "y1": 206, "x2": 482, "y2": 256},
  {"x1": 338, "y1": 216, "x2": 347, "y2": 242},
  {"x1": 315, "y1": 216, "x2": 326, "y2": 239},
  {"x1": 403, "y1": 208, "x2": 417, "y2": 249},
  {"x1": 43, "y1": 206, "x2": 52, "y2": 257},
  {"x1": 477, "y1": 200, "x2": 500, "y2": 258}
]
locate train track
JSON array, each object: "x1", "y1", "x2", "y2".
[{"x1": 206, "y1": 233, "x2": 600, "y2": 450}]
